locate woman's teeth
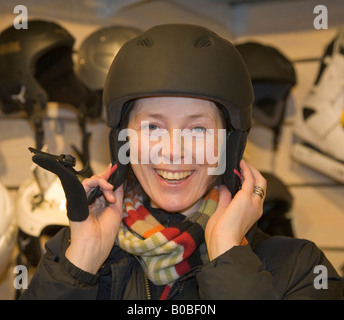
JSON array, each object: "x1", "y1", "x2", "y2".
[{"x1": 155, "y1": 169, "x2": 193, "y2": 182}]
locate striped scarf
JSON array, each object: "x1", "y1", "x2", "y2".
[{"x1": 116, "y1": 188, "x2": 219, "y2": 287}]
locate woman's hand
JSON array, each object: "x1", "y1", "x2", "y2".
[
  {"x1": 65, "y1": 164, "x2": 124, "y2": 274},
  {"x1": 205, "y1": 160, "x2": 266, "y2": 261}
]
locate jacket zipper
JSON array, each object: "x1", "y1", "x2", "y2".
[
  {"x1": 134, "y1": 256, "x2": 188, "y2": 300},
  {"x1": 134, "y1": 256, "x2": 151, "y2": 300}
]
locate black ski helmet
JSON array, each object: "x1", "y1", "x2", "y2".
[
  {"x1": 0, "y1": 20, "x2": 95, "y2": 149},
  {"x1": 236, "y1": 41, "x2": 296, "y2": 149},
  {"x1": 103, "y1": 24, "x2": 254, "y2": 196}
]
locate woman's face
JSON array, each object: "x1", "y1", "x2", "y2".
[{"x1": 127, "y1": 96, "x2": 225, "y2": 215}]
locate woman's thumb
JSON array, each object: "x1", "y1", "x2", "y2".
[{"x1": 113, "y1": 184, "x2": 124, "y2": 209}]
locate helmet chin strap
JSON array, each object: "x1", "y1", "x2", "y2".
[{"x1": 29, "y1": 147, "x2": 89, "y2": 222}]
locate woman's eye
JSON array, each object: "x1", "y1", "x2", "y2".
[
  {"x1": 148, "y1": 124, "x2": 159, "y2": 130},
  {"x1": 182, "y1": 127, "x2": 208, "y2": 138},
  {"x1": 140, "y1": 122, "x2": 159, "y2": 131},
  {"x1": 191, "y1": 127, "x2": 206, "y2": 133},
  {"x1": 140, "y1": 122, "x2": 167, "y2": 137}
]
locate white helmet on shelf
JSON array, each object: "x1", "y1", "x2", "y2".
[
  {"x1": 16, "y1": 173, "x2": 69, "y2": 267},
  {"x1": 0, "y1": 182, "x2": 18, "y2": 277}
]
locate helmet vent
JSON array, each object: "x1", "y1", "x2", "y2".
[
  {"x1": 195, "y1": 37, "x2": 213, "y2": 48},
  {"x1": 137, "y1": 37, "x2": 153, "y2": 47}
]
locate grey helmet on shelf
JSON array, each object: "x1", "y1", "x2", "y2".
[
  {"x1": 236, "y1": 41, "x2": 297, "y2": 149},
  {"x1": 75, "y1": 25, "x2": 142, "y2": 120},
  {"x1": 76, "y1": 25, "x2": 143, "y2": 92}
]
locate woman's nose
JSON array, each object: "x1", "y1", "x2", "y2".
[{"x1": 161, "y1": 129, "x2": 184, "y2": 164}]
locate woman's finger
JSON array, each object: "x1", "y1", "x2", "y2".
[
  {"x1": 244, "y1": 162, "x2": 267, "y2": 201},
  {"x1": 102, "y1": 189, "x2": 116, "y2": 203},
  {"x1": 239, "y1": 160, "x2": 255, "y2": 193},
  {"x1": 83, "y1": 172, "x2": 114, "y2": 194},
  {"x1": 99, "y1": 163, "x2": 113, "y2": 180},
  {"x1": 108, "y1": 184, "x2": 124, "y2": 214},
  {"x1": 83, "y1": 176, "x2": 113, "y2": 191},
  {"x1": 245, "y1": 162, "x2": 267, "y2": 190},
  {"x1": 239, "y1": 160, "x2": 267, "y2": 202}
]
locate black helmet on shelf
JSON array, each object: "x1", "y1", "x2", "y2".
[
  {"x1": 0, "y1": 19, "x2": 95, "y2": 150},
  {"x1": 259, "y1": 171, "x2": 294, "y2": 237},
  {"x1": 236, "y1": 41, "x2": 296, "y2": 149},
  {"x1": 103, "y1": 24, "x2": 254, "y2": 196}
]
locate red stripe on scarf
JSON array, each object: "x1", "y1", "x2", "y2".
[
  {"x1": 124, "y1": 204, "x2": 150, "y2": 228},
  {"x1": 160, "y1": 285, "x2": 171, "y2": 300},
  {"x1": 173, "y1": 232, "x2": 196, "y2": 259},
  {"x1": 175, "y1": 259, "x2": 191, "y2": 277},
  {"x1": 160, "y1": 227, "x2": 181, "y2": 241}
]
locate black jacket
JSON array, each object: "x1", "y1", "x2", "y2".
[{"x1": 21, "y1": 223, "x2": 344, "y2": 300}]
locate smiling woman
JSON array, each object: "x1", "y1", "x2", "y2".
[
  {"x1": 21, "y1": 23, "x2": 344, "y2": 300},
  {"x1": 126, "y1": 96, "x2": 225, "y2": 214}
]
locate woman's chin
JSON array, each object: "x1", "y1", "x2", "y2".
[{"x1": 150, "y1": 194, "x2": 202, "y2": 215}]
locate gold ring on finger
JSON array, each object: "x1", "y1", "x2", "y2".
[{"x1": 253, "y1": 185, "x2": 265, "y2": 199}]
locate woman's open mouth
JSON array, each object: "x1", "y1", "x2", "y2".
[{"x1": 154, "y1": 169, "x2": 194, "y2": 184}]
